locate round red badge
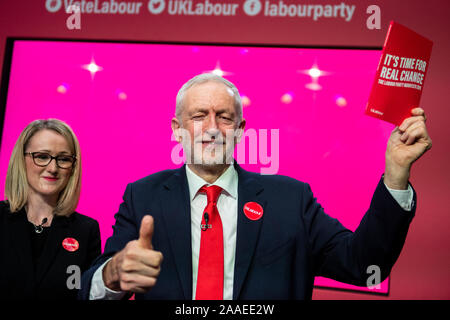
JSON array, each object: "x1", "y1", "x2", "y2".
[
  {"x1": 62, "y1": 238, "x2": 79, "y2": 252},
  {"x1": 243, "y1": 202, "x2": 264, "y2": 221}
]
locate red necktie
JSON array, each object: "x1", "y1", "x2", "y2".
[{"x1": 196, "y1": 185, "x2": 224, "y2": 300}]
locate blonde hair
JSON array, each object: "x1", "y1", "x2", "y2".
[{"x1": 5, "y1": 119, "x2": 82, "y2": 216}]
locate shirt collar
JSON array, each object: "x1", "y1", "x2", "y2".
[{"x1": 185, "y1": 164, "x2": 238, "y2": 202}]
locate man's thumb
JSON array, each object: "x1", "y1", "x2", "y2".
[{"x1": 138, "y1": 215, "x2": 154, "y2": 249}]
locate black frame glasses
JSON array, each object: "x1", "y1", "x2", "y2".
[{"x1": 24, "y1": 152, "x2": 76, "y2": 169}]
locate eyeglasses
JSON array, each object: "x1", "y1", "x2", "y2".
[{"x1": 24, "y1": 152, "x2": 76, "y2": 169}]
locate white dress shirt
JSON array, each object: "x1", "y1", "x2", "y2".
[
  {"x1": 187, "y1": 164, "x2": 238, "y2": 300},
  {"x1": 89, "y1": 167, "x2": 413, "y2": 300}
]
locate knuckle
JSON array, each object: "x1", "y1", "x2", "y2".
[
  {"x1": 120, "y1": 272, "x2": 130, "y2": 283},
  {"x1": 121, "y1": 260, "x2": 134, "y2": 273},
  {"x1": 154, "y1": 255, "x2": 163, "y2": 267},
  {"x1": 154, "y1": 266, "x2": 161, "y2": 277},
  {"x1": 150, "y1": 251, "x2": 163, "y2": 266},
  {"x1": 120, "y1": 280, "x2": 130, "y2": 291},
  {"x1": 149, "y1": 277, "x2": 157, "y2": 287},
  {"x1": 124, "y1": 248, "x2": 139, "y2": 261}
]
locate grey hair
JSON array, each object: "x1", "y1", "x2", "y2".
[{"x1": 175, "y1": 73, "x2": 243, "y2": 124}]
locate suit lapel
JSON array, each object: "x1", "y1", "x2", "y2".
[
  {"x1": 157, "y1": 164, "x2": 266, "y2": 300},
  {"x1": 159, "y1": 166, "x2": 193, "y2": 299},
  {"x1": 35, "y1": 215, "x2": 70, "y2": 285},
  {"x1": 233, "y1": 163, "x2": 265, "y2": 300}
]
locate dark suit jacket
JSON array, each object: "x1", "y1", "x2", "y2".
[
  {"x1": 79, "y1": 163, "x2": 416, "y2": 300},
  {"x1": 0, "y1": 201, "x2": 101, "y2": 299}
]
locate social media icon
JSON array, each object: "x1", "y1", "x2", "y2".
[
  {"x1": 243, "y1": 0, "x2": 262, "y2": 16},
  {"x1": 46, "y1": 0, "x2": 62, "y2": 13},
  {"x1": 148, "y1": 0, "x2": 165, "y2": 14}
]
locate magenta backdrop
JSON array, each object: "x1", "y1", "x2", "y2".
[{"x1": 0, "y1": 40, "x2": 392, "y2": 294}]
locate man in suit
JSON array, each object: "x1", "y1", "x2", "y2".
[{"x1": 79, "y1": 73, "x2": 431, "y2": 300}]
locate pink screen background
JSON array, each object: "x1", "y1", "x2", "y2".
[{"x1": 0, "y1": 40, "x2": 393, "y2": 294}]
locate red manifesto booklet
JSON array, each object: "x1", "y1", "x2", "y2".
[{"x1": 365, "y1": 21, "x2": 433, "y2": 126}]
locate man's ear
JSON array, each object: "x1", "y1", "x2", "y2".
[
  {"x1": 171, "y1": 117, "x2": 182, "y2": 142},
  {"x1": 235, "y1": 119, "x2": 246, "y2": 143}
]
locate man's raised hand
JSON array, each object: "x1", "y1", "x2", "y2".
[
  {"x1": 103, "y1": 215, "x2": 163, "y2": 294},
  {"x1": 384, "y1": 107, "x2": 432, "y2": 189}
]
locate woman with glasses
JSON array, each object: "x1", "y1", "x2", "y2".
[{"x1": 0, "y1": 119, "x2": 101, "y2": 299}]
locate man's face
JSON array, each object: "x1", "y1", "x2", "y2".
[{"x1": 172, "y1": 81, "x2": 245, "y2": 166}]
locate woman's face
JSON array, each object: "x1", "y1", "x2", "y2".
[{"x1": 24, "y1": 129, "x2": 73, "y2": 203}]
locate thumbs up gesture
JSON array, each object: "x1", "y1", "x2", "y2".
[
  {"x1": 138, "y1": 215, "x2": 155, "y2": 250},
  {"x1": 103, "y1": 215, "x2": 164, "y2": 293}
]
